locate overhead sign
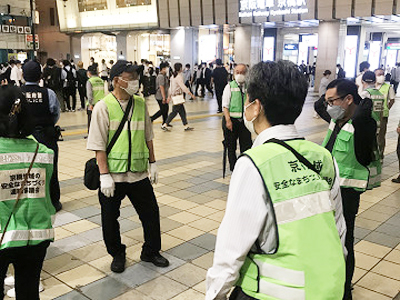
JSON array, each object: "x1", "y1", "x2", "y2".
[
  {"x1": 387, "y1": 43, "x2": 400, "y2": 50},
  {"x1": 239, "y1": 0, "x2": 308, "y2": 18},
  {"x1": 284, "y1": 43, "x2": 298, "y2": 51}
]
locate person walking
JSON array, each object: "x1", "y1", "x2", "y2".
[
  {"x1": 319, "y1": 79, "x2": 379, "y2": 299},
  {"x1": 151, "y1": 62, "x2": 170, "y2": 125},
  {"x1": 21, "y1": 60, "x2": 62, "y2": 212},
  {"x1": 10, "y1": 60, "x2": 22, "y2": 87},
  {"x1": 86, "y1": 65, "x2": 105, "y2": 133},
  {"x1": 337, "y1": 64, "x2": 346, "y2": 79},
  {"x1": 206, "y1": 60, "x2": 346, "y2": 300},
  {"x1": 391, "y1": 62, "x2": 400, "y2": 94},
  {"x1": 76, "y1": 61, "x2": 88, "y2": 111},
  {"x1": 182, "y1": 63, "x2": 193, "y2": 98},
  {"x1": 0, "y1": 85, "x2": 55, "y2": 300},
  {"x1": 61, "y1": 60, "x2": 78, "y2": 111},
  {"x1": 319, "y1": 70, "x2": 332, "y2": 97},
  {"x1": 375, "y1": 68, "x2": 396, "y2": 158},
  {"x1": 161, "y1": 63, "x2": 196, "y2": 131},
  {"x1": 222, "y1": 64, "x2": 252, "y2": 171},
  {"x1": 43, "y1": 58, "x2": 65, "y2": 112},
  {"x1": 211, "y1": 59, "x2": 229, "y2": 113},
  {"x1": 355, "y1": 61, "x2": 370, "y2": 96},
  {"x1": 87, "y1": 60, "x2": 169, "y2": 273}
]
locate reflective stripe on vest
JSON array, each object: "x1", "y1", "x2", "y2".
[
  {"x1": 274, "y1": 190, "x2": 333, "y2": 225},
  {"x1": 1, "y1": 229, "x2": 54, "y2": 245},
  {"x1": 236, "y1": 140, "x2": 345, "y2": 300},
  {"x1": 229, "y1": 81, "x2": 245, "y2": 119},
  {"x1": 0, "y1": 152, "x2": 53, "y2": 165},
  {"x1": 322, "y1": 119, "x2": 369, "y2": 191},
  {"x1": 379, "y1": 83, "x2": 390, "y2": 117},
  {"x1": 103, "y1": 93, "x2": 149, "y2": 173},
  {"x1": 88, "y1": 76, "x2": 105, "y2": 105}
]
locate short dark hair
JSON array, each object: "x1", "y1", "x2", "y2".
[
  {"x1": 173, "y1": 63, "x2": 182, "y2": 78},
  {"x1": 323, "y1": 70, "x2": 332, "y2": 76},
  {"x1": 326, "y1": 79, "x2": 362, "y2": 105},
  {"x1": 336, "y1": 64, "x2": 341, "y2": 68},
  {"x1": 359, "y1": 61, "x2": 370, "y2": 72},
  {"x1": 46, "y1": 58, "x2": 56, "y2": 67},
  {"x1": 0, "y1": 86, "x2": 33, "y2": 138},
  {"x1": 62, "y1": 59, "x2": 70, "y2": 66},
  {"x1": 160, "y1": 61, "x2": 169, "y2": 70},
  {"x1": 247, "y1": 60, "x2": 308, "y2": 126},
  {"x1": 88, "y1": 65, "x2": 98, "y2": 75},
  {"x1": 185, "y1": 63, "x2": 190, "y2": 68}
]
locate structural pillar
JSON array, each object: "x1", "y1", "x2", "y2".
[
  {"x1": 170, "y1": 27, "x2": 198, "y2": 67},
  {"x1": 116, "y1": 33, "x2": 128, "y2": 60},
  {"x1": 315, "y1": 20, "x2": 341, "y2": 93},
  {"x1": 70, "y1": 34, "x2": 82, "y2": 63},
  {"x1": 234, "y1": 24, "x2": 262, "y2": 66}
]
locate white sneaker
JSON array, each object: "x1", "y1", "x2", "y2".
[
  {"x1": 4, "y1": 275, "x2": 14, "y2": 286},
  {"x1": 6, "y1": 282, "x2": 44, "y2": 298}
]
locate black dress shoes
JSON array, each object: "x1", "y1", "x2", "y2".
[{"x1": 140, "y1": 252, "x2": 170, "y2": 267}]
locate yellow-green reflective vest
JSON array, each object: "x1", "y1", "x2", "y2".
[
  {"x1": 229, "y1": 81, "x2": 245, "y2": 119},
  {"x1": 103, "y1": 93, "x2": 149, "y2": 173},
  {"x1": 236, "y1": 139, "x2": 345, "y2": 300},
  {"x1": 366, "y1": 88, "x2": 384, "y2": 129},
  {"x1": 378, "y1": 83, "x2": 390, "y2": 118},
  {"x1": 88, "y1": 76, "x2": 105, "y2": 106},
  {"x1": 0, "y1": 137, "x2": 55, "y2": 250},
  {"x1": 322, "y1": 119, "x2": 377, "y2": 191}
]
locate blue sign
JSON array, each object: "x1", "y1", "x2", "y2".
[{"x1": 284, "y1": 44, "x2": 298, "y2": 51}]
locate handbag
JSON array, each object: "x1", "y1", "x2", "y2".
[
  {"x1": 171, "y1": 93, "x2": 185, "y2": 105},
  {"x1": 84, "y1": 97, "x2": 134, "y2": 190}
]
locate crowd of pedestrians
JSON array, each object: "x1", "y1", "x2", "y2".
[{"x1": 0, "y1": 54, "x2": 399, "y2": 300}]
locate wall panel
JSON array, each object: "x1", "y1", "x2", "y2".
[
  {"x1": 202, "y1": 0, "x2": 214, "y2": 24},
  {"x1": 169, "y1": 0, "x2": 180, "y2": 27},
  {"x1": 374, "y1": 0, "x2": 393, "y2": 15},
  {"x1": 354, "y1": 0, "x2": 373, "y2": 17},
  {"x1": 317, "y1": 0, "x2": 334, "y2": 20},
  {"x1": 300, "y1": 0, "x2": 316, "y2": 20},
  {"x1": 227, "y1": 0, "x2": 239, "y2": 24},
  {"x1": 214, "y1": 3, "x2": 226, "y2": 24},
  {"x1": 190, "y1": 0, "x2": 202, "y2": 25},
  {"x1": 335, "y1": 0, "x2": 352, "y2": 19},
  {"x1": 180, "y1": 0, "x2": 191, "y2": 26}
]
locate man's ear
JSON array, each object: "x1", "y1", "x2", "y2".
[{"x1": 346, "y1": 94, "x2": 354, "y2": 105}]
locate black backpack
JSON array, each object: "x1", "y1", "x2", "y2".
[
  {"x1": 63, "y1": 67, "x2": 76, "y2": 89},
  {"x1": 44, "y1": 66, "x2": 62, "y2": 91}
]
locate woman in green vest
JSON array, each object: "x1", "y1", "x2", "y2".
[{"x1": 0, "y1": 85, "x2": 55, "y2": 300}]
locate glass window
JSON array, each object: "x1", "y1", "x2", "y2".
[
  {"x1": 78, "y1": 0, "x2": 108, "y2": 12},
  {"x1": 116, "y1": 0, "x2": 151, "y2": 8}
]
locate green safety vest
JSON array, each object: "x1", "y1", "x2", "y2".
[
  {"x1": 0, "y1": 137, "x2": 55, "y2": 250},
  {"x1": 229, "y1": 81, "x2": 245, "y2": 119},
  {"x1": 378, "y1": 83, "x2": 390, "y2": 118},
  {"x1": 103, "y1": 93, "x2": 149, "y2": 173},
  {"x1": 236, "y1": 139, "x2": 345, "y2": 300},
  {"x1": 88, "y1": 76, "x2": 105, "y2": 106},
  {"x1": 366, "y1": 88, "x2": 385, "y2": 128},
  {"x1": 322, "y1": 119, "x2": 380, "y2": 191}
]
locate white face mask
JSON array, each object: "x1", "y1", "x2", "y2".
[
  {"x1": 244, "y1": 101, "x2": 257, "y2": 135},
  {"x1": 119, "y1": 78, "x2": 139, "y2": 96},
  {"x1": 376, "y1": 75, "x2": 385, "y2": 84},
  {"x1": 235, "y1": 74, "x2": 246, "y2": 84}
]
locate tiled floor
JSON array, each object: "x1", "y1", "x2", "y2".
[{"x1": 4, "y1": 91, "x2": 400, "y2": 299}]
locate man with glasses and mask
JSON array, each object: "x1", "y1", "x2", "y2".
[
  {"x1": 207, "y1": 61, "x2": 346, "y2": 300},
  {"x1": 87, "y1": 60, "x2": 169, "y2": 274},
  {"x1": 320, "y1": 79, "x2": 378, "y2": 300}
]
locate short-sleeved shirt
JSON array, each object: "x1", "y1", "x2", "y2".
[
  {"x1": 86, "y1": 95, "x2": 154, "y2": 183},
  {"x1": 155, "y1": 73, "x2": 169, "y2": 100}
]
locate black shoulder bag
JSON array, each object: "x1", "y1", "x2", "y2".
[
  {"x1": 266, "y1": 138, "x2": 320, "y2": 174},
  {"x1": 84, "y1": 97, "x2": 134, "y2": 190}
]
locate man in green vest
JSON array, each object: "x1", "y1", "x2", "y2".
[
  {"x1": 207, "y1": 61, "x2": 347, "y2": 300},
  {"x1": 87, "y1": 60, "x2": 169, "y2": 274},
  {"x1": 374, "y1": 68, "x2": 395, "y2": 158},
  {"x1": 222, "y1": 64, "x2": 252, "y2": 171},
  {"x1": 322, "y1": 79, "x2": 378, "y2": 300},
  {"x1": 86, "y1": 65, "x2": 105, "y2": 132}
]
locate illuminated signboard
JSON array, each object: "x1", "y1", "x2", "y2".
[
  {"x1": 239, "y1": 0, "x2": 308, "y2": 18},
  {"x1": 387, "y1": 43, "x2": 400, "y2": 50},
  {"x1": 284, "y1": 43, "x2": 298, "y2": 50}
]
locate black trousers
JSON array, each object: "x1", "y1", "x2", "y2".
[
  {"x1": 87, "y1": 109, "x2": 92, "y2": 133},
  {"x1": 229, "y1": 287, "x2": 257, "y2": 300},
  {"x1": 222, "y1": 117, "x2": 252, "y2": 171},
  {"x1": 165, "y1": 104, "x2": 188, "y2": 126},
  {"x1": 77, "y1": 84, "x2": 86, "y2": 110},
  {"x1": 341, "y1": 187, "x2": 361, "y2": 300},
  {"x1": 99, "y1": 178, "x2": 161, "y2": 257},
  {"x1": 215, "y1": 87, "x2": 224, "y2": 112},
  {"x1": 151, "y1": 99, "x2": 169, "y2": 124},
  {"x1": 63, "y1": 87, "x2": 77, "y2": 110},
  {"x1": 33, "y1": 128, "x2": 61, "y2": 208},
  {"x1": 195, "y1": 79, "x2": 201, "y2": 96},
  {"x1": 397, "y1": 134, "x2": 400, "y2": 172},
  {"x1": 0, "y1": 241, "x2": 50, "y2": 300},
  {"x1": 201, "y1": 80, "x2": 213, "y2": 96},
  {"x1": 393, "y1": 81, "x2": 399, "y2": 94}
]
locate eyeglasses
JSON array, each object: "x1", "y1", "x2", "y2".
[{"x1": 325, "y1": 96, "x2": 344, "y2": 106}]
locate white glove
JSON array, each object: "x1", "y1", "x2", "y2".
[
  {"x1": 149, "y1": 162, "x2": 159, "y2": 184},
  {"x1": 100, "y1": 174, "x2": 115, "y2": 198}
]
